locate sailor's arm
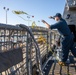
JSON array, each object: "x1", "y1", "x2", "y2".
[{"x1": 42, "y1": 20, "x2": 61, "y2": 29}]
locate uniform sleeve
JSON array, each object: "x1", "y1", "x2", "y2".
[{"x1": 50, "y1": 22, "x2": 61, "y2": 29}]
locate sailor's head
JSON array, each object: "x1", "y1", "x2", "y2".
[{"x1": 54, "y1": 13, "x2": 62, "y2": 21}]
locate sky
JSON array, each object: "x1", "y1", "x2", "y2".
[{"x1": 0, "y1": 0, "x2": 66, "y2": 27}]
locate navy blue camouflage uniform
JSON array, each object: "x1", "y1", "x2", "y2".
[{"x1": 50, "y1": 18, "x2": 76, "y2": 62}]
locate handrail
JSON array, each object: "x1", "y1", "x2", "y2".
[{"x1": 0, "y1": 23, "x2": 58, "y2": 75}]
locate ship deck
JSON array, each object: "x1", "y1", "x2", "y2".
[{"x1": 43, "y1": 54, "x2": 76, "y2": 75}]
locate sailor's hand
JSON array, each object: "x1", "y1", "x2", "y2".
[
  {"x1": 42, "y1": 20, "x2": 46, "y2": 23},
  {"x1": 49, "y1": 16, "x2": 54, "y2": 19},
  {"x1": 49, "y1": 16, "x2": 53, "y2": 18},
  {"x1": 42, "y1": 20, "x2": 50, "y2": 29}
]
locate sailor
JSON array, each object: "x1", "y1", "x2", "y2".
[{"x1": 42, "y1": 13, "x2": 76, "y2": 66}]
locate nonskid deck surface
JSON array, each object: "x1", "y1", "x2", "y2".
[
  {"x1": 43, "y1": 43, "x2": 76, "y2": 75},
  {"x1": 43, "y1": 55, "x2": 76, "y2": 75}
]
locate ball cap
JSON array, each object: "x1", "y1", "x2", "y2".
[{"x1": 53, "y1": 13, "x2": 61, "y2": 18}]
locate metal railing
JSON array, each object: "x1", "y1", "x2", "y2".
[{"x1": 0, "y1": 23, "x2": 58, "y2": 75}]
